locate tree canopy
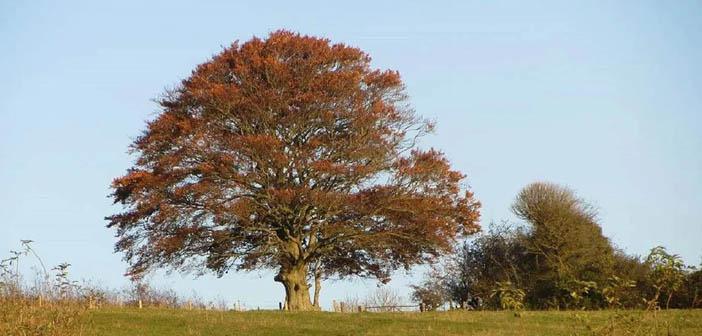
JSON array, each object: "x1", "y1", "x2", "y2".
[
  {"x1": 512, "y1": 182, "x2": 615, "y2": 308},
  {"x1": 106, "y1": 30, "x2": 481, "y2": 311}
]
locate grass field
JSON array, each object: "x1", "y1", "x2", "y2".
[{"x1": 85, "y1": 308, "x2": 702, "y2": 336}]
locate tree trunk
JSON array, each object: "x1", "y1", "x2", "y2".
[
  {"x1": 313, "y1": 268, "x2": 322, "y2": 310},
  {"x1": 274, "y1": 263, "x2": 313, "y2": 311},
  {"x1": 648, "y1": 287, "x2": 661, "y2": 310}
]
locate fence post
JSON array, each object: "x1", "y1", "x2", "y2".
[{"x1": 279, "y1": 302, "x2": 283, "y2": 311}]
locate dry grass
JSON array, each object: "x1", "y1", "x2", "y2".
[{"x1": 0, "y1": 295, "x2": 91, "y2": 336}]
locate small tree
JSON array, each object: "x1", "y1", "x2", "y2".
[
  {"x1": 411, "y1": 277, "x2": 446, "y2": 311},
  {"x1": 602, "y1": 275, "x2": 636, "y2": 308},
  {"x1": 490, "y1": 281, "x2": 525, "y2": 316},
  {"x1": 440, "y1": 222, "x2": 527, "y2": 309},
  {"x1": 645, "y1": 246, "x2": 685, "y2": 309}
]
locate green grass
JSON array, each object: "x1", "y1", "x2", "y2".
[{"x1": 86, "y1": 308, "x2": 702, "y2": 336}]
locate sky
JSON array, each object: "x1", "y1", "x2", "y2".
[{"x1": 1, "y1": 1, "x2": 701, "y2": 310}]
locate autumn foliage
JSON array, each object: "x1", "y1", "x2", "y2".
[{"x1": 107, "y1": 30, "x2": 480, "y2": 310}]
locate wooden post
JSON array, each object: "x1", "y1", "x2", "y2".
[{"x1": 279, "y1": 302, "x2": 283, "y2": 311}]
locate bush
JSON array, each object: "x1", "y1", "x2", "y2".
[
  {"x1": 411, "y1": 278, "x2": 446, "y2": 311},
  {"x1": 490, "y1": 281, "x2": 525, "y2": 315}
]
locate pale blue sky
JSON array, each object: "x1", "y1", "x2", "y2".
[{"x1": 2, "y1": 1, "x2": 701, "y2": 309}]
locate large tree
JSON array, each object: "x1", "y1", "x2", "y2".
[
  {"x1": 107, "y1": 30, "x2": 480, "y2": 311},
  {"x1": 512, "y1": 182, "x2": 614, "y2": 308}
]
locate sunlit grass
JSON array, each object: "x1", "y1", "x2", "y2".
[
  {"x1": 2, "y1": 299, "x2": 700, "y2": 336},
  {"x1": 86, "y1": 308, "x2": 702, "y2": 336}
]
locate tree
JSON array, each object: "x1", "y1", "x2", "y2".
[
  {"x1": 512, "y1": 182, "x2": 614, "y2": 309},
  {"x1": 412, "y1": 222, "x2": 529, "y2": 310},
  {"x1": 645, "y1": 246, "x2": 685, "y2": 309},
  {"x1": 610, "y1": 250, "x2": 652, "y2": 308},
  {"x1": 411, "y1": 270, "x2": 448, "y2": 311},
  {"x1": 106, "y1": 30, "x2": 481, "y2": 311},
  {"x1": 443, "y1": 222, "x2": 528, "y2": 309},
  {"x1": 683, "y1": 266, "x2": 702, "y2": 308},
  {"x1": 490, "y1": 281, "x2": 525, "y2": 316},
  {"x1": 602, "y1": 275, "x2": 636, "y2": 308}
]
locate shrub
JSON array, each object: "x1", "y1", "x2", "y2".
[
  {"x1": 411, "y1": 279, "x2": 446, "y2": 311},
  {"x1": 490, "y1": 281, "x2": 525, "y2": 316}
]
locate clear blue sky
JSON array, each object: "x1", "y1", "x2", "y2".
[{"x1": 2, "y1": 1, "x2": 701, "y2": 309}]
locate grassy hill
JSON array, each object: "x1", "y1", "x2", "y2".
[{"x1": 86, "y1": 308, "x2": 702, "y2": 336}]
